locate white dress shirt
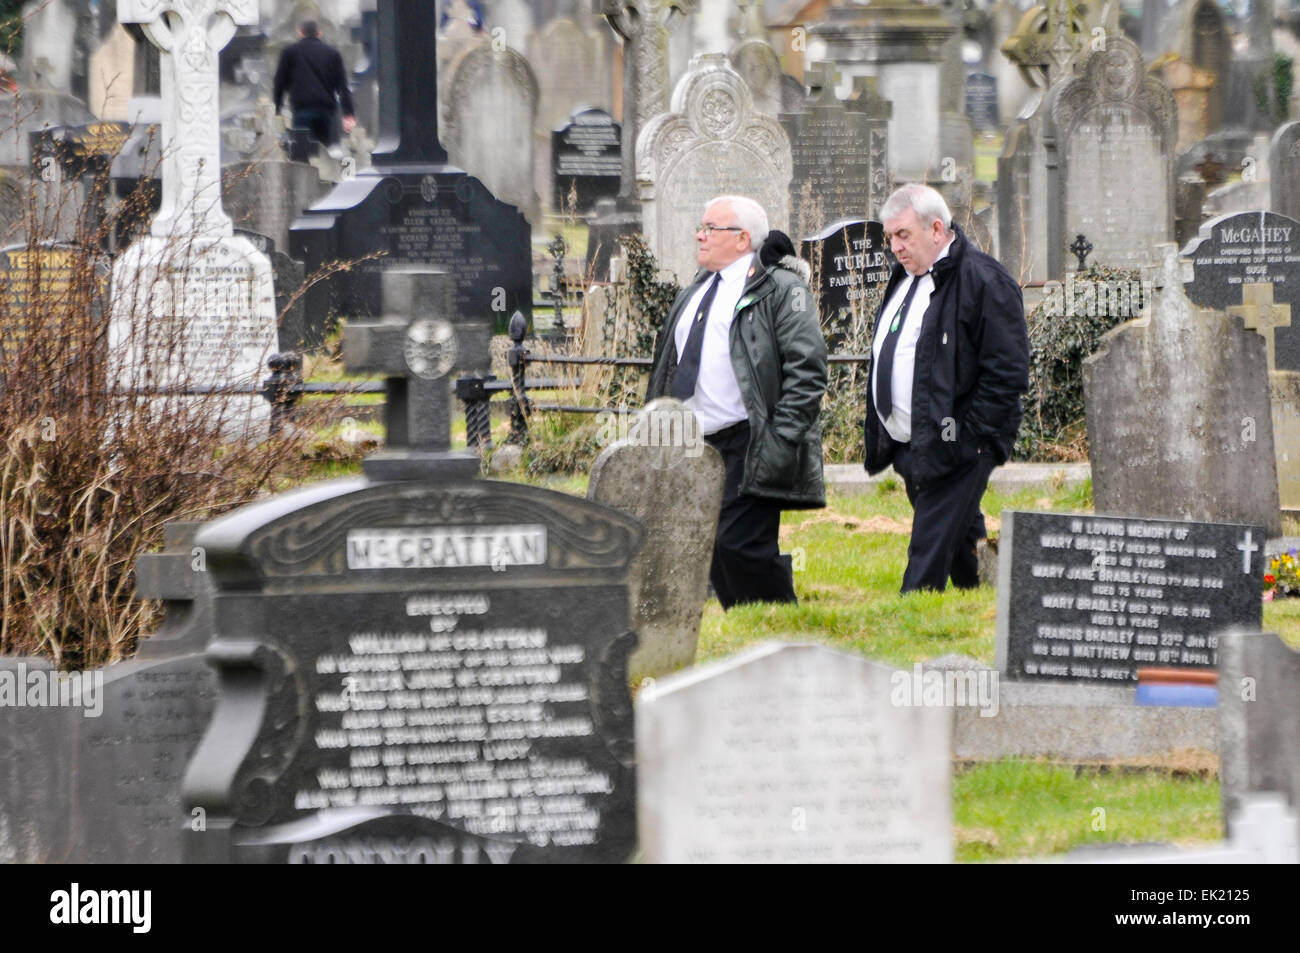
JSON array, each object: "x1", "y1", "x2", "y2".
[
  {"x1": 871, "y1": 237, "x2": 955, "y2": 442},
  {"x1": 673, "y1": 253, "x2": 753, "y2": 435}
]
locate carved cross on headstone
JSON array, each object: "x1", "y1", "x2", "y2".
[
  {"x1": 805, "y1": 61, "x2": 841, "y2": 106},
  {"x1": 1230, "y1": 282, "x2": 1293, "y2": 372},
  {"x1": 119, "y1": 0, "x2": 258, "y2": 240},
  {"x1": 600, "y1": 0, "x2": 699, "y2": 203},
  {"x1": 344, "y1": 268, "x2": 491, "y2": 481}
]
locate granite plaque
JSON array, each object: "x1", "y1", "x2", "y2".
[
  {"x1": 995, "y1": 511, "x2": 1265, "y2": 683},
  {"x1": 552, "y1": 109, "x2": 621, "y2": 213},
  {"x1": 183, "y1": 478, "x2": 645, "y2": 863}
]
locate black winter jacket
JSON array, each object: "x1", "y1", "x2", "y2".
[
  {"x1": 274, "y1": 37, "x2": 355, "y2": 116},
  {"x1": 863, "y1": 225, "x2": 1029, "y2": 489}
]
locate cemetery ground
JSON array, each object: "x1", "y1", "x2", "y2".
[{"x1": 498, "y1": 456, "x2": 1300, "y2": 863}]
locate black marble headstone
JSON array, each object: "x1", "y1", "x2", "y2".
[
  {"x1": 552, "y1": 109, "x2": 621, "y2": 213},
  {"x1": 964, "y1": 73, "x2": 999, "y2": 131},
  {"x1": 183, "y1": 479, "x2": 645, "y2": 863},
  {"x1": 234, "y1": 229, "x2": 307, "y2": 353},
  {"x1": 290, "y1": 0, "x2": 531, "y2": 343},
  {"x1": 31, "y1": 121, "x2": 132, "y2": 179},
  {"x1": 799, "y1": 219, "x2": 890, "y2": 346},
  {"x1": 995, "y1": 511, "x2": 1265, "y2": 684},
  {"x1": 1182, "y1": 210, "x2": 1300, "y2": 371}
]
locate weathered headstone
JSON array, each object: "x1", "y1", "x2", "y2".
[
  {"x1": 111, "y1": 0, "x2": 278, "y2": 433},
  {"x1": 183, "y1": 467, "x2": 645, "y2": 862},
  {"x1": 1044, "y1": 36, "x2": 1176, "y2": 275},
  {"x1": 1218, "y1": 631, "x2": 1300, "y2": 823},
  {"x1": 552, "y1": 109, "x2": 621, "y2": 214},
  {"x1": 443, "y1": 42, "x2": 540, "y2": 223},
  {"x1": 291, "y1": 0, "x2": 532, "y2": 342},
  {"x1": 637, "y1": 643, "x2": 953, "y2": 863},
  {"x1": 799, "y1": 219, "x2": 890, "y2": 348},
  {"x1": 779, "y1": 63, "x2": 890, "y2": 234},
  {"x1": 588, "y1": 399, "x2": 723, "y2": 684},
  {"x1": 995, "y1": 510, "x2": 1265, "y2": 684},
  {"x1": 222, "y1": 157, "x2": 330, "y2": 259},
  {"x1": 729, "y1": 28, "x2": 783, "y2": 118},
  {"x1": 1084, "y1": 244, "x2": 1281, "y2": 535},
  {"x1": 1270, "y1": 122, "x2": 1300, "y2": 224},
  {"x1": 637, "y1": 53, "x2": 792, "y2": 284}
]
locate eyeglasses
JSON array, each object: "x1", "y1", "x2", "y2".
[{"x1": 697, "y1": 224, "x2": 744, "y2": 235}]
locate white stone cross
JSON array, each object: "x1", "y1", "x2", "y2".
[
  {"x1": 1237, "y1": 529, "x2": 1259, "y2": 574},
  {"x1": 119, "y1": 0, "x2": 258, "y2": 240}
]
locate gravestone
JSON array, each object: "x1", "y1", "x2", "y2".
[
  {"x1": 637, "y1": 643, "x2": 952, "y2": 863},
  {"x1": 729, "y1": 35, "x2": 783, "y2": 118},
  {"x1": 588, "y1": 399, "x2": 723, "y2": 684},
  {"x1": 528, "y1": 17, "x2": 610, "y2": 213},
  {"x1": 994, "y1": 510, "x2": 1265, "y2": 684},
  {"x1": 0, "y1": 522, "x2": 219, "y2": 863},
  {"x1": 806, "y1": 1, "x2": 954, "y2": 184},
  {"x1": 181, "y1": 276, "x2": 645, "y2": 862},
  {"x1": 965, "y1": 72, "x2": 999, "y2": 131},
  {"x1": 799, "y1": 219, "x2": 890, "y2": 348},
  {"x1": 637, "y1": 54, "x2": 792, "y2": 284},
  {"x1": 442, "y1": 43, "x2": 540, "y2": 223},
  {"x1": 1182, "y1": 210, "x2": 1300, "y2": 510},
  {"x1": 1044, "y1": 36, "x2": 1176, "y2": 275},
  {"x1": 0, "y1": 242, "x2": 111, "y2": 365},
  {"x1": 234, "y1": 229, "x2": 307, "y2": 352},
  {"x1": 291, "y1": 0, "x2": 532, "y2": 343},
  {"x1": 1083, "y1": 244, "x2": 1281, "y2": 535},
  {"x1": 111, "y1": 0, "x2": 278, "y2": 434},
  {"x1": 552, "y1": 109, "x2": 621, "y2": 214},
  {"x1": 1270, "y1": 122, "x2": 1300, "y2": 223},
  {"x1": 1218, "y1": 631, "x2": 1300, "y2": 824},
  {"x1": 779, "y1": 63, "x2": 890, "y2": 234},
  {"x1": 222, "y1": 158, "x2": 330, "y2": 263}
]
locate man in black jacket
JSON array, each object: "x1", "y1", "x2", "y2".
[
  {"x1": 865, "y1": 184, "x2": 1029, "y2": 593},
  {"x1": 273, "y1": 21, "x2": 356, "y2": 150}
]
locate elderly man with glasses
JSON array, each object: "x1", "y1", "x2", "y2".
[{"x1": 646, "y1": 195, "x2": 828, "y2": 609}]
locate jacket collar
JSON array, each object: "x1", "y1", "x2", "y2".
[{"x1": 686, "y1": 252, "x2": 778, "y2": 309}]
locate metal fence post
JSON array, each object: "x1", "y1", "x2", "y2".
[
  {"x1": 506, "y1": 311, "x2": 531, "y2": 444},
  {"x1": 262, "y1": 352, "x2": 303, "y2": 436}
]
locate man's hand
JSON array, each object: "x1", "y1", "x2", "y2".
[{"x1": 342, "y1": 114, "x2": 357, "y2": 134}]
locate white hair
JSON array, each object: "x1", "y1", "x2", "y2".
[
  {"x1": 880, "y1": 184, "x2": 953, "y2": 234},
  {"x1": 706, "y1": 195, "x2": 769, "y2": 246}
]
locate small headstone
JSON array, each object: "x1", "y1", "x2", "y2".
[
  {"x1": 552, "y1": 109, "x2": 621, "y2": 214},
  {"x1": 995, "y1": 510, "x2": 1265, "y2": 684},
  {"x1": 637, "y1": 53, "x2": 792, "y2": 284},
  {"x1": 234, "y1": 229, "x2": 308, "y2": 352},
  {"x1": 1269, "y1": 122, "x2": 1300, "y2": 227},
  {"x1": 529, "y1": 18, "x2": 610, "y2": 136},
  {"x1": 0, "y1": 242, "x2": 110, "y2": 364},
  {"x1": 799, "y1": 219, "x2": 890, "y2": 348},
  {"x1": 1084, "y1": 244, "x2": 1281, "y2": 535},
  {"x1": 637, "y1": 643, "x2": 953, "y2": 863},
  {"x1": 223, "y1": 159, "x2": 330, "y2": 267},
  {"x1": 183, "y1": 477, "x2": 645, "y2": 863},
  {"x1": 729, "y1": 37, "x2": 783, "y2": 118},
  {"x1": 588, "y1": 399, "x2": 724, "y2": 684},
  {"x1": 964, "y1": 72, "x2": 999, "y2": 131},
  {"x1": 1045, "y1": 36, "x2": 1176, "y2": 274}
]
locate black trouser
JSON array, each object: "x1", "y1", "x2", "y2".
[
  {"x1": 891, "y1": 440, "x2": 994, "y2": 594},
  {"x1": 705, "y1": 421, "x2": 797, "y2": 609},
  {"x1": 293, "y1": 107, "x2": 337, "y2": 146}
]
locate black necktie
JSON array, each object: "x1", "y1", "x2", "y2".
[
  {"x1": 874, "y1": 273, "x2": 926, "y2": 422},
  {"x1": 671, "y1": 273, "x2": 723, "y2": 400}
]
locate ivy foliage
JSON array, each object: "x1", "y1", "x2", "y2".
[{"x1": 1014, "y1": 265, "x2": 1151, "y2": 461}]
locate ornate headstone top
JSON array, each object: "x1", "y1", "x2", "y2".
[{"x1": 119, "y1": 0, "x2": 258, "y2": 239}]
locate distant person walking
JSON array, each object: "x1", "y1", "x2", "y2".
[{"x1": 273, "y1": 20, "x2": 356, "y2": 154}]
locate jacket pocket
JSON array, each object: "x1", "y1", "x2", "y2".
[{"x1": 753, "y1": 427, "x2": 802, "y2": 489}]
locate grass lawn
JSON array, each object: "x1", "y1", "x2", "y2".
[{"x1": 514, "y1": 469, "x2": 1286, "y2": 861}]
